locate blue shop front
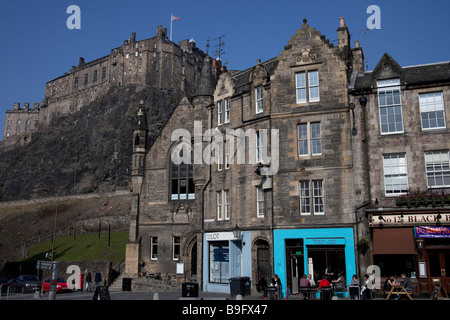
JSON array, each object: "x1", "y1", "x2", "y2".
[
  {"x1": 202, "y1": 231, "x2": 252, "y2": 293},
  {"x1": 274, "y1": 228, "x2": 356, "y2": 298}
]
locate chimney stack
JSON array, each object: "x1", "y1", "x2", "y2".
[{"x1": 337, "y1": 17, "x2": 350, "y2": 49}]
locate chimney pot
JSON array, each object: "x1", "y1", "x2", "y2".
[{"x1": 339, "y1": 17, "x2": 345, "y2": 28}]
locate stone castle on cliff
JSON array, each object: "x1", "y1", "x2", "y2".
[{"x1": 2, "y1": 25, "x2": 209, "y2": 146}]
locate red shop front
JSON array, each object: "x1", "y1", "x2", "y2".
[{"x1": 369, "y1": 210, "x2": 450, "y2": 296}]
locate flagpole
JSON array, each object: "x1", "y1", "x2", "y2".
[{"x1": 170, "y1": 14, "x2": 173, "y2": 41}]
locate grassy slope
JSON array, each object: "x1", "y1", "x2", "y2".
[{"x1": 24, "y1": 231, "x2": 128, "y2": 264}]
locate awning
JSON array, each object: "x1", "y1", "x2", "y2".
[{"x1": 372, "y1": 228, "x2": 416, "y2": 254}]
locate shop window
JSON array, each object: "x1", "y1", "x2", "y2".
[
  {"x1": 209, "y1": 241, "x2": 230, "y2": 284},
  {"x1": 373, "y1": 254, "x2": 415, "y2": 277}
]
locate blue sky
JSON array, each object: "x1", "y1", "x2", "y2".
[{"x1": 1, "y1": 0, "x2": 449, "y2": 140}]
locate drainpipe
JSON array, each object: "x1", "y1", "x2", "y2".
[{"x1": 354, "y1": 95, "x2": 371, "y2": 279}]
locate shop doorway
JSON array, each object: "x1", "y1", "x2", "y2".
[
  {"x1": 307, "y1": 245, "x2": 346, "y2": 282},
  {"x1": 190, "y1": 242, "x2": 197, "y2": 278},
  {"x1": 255, "y1": 239, "x2": 271, "y2": 281},
  {"x1": 427, "y1": 249, "x2": 450, "y2": 292},
  {"x1": 285, "y1": 239, "x2": 304, "y2": 294}
]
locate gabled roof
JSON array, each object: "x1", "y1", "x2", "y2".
[{"x1": 353, "y1": 53, "x2": 450, "y2": 91}]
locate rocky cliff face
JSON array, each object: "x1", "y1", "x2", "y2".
[{"x1": 0, "y1": 84, "x2": 182, "y2": 202}]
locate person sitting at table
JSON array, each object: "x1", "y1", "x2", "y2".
[
  {"x1": 319, "y1": 275, "x2": 332, "y2": 300},
  {"x1": 299, "y1": 274, "x2": 311, "y2": 300},
  {"x1": 383, "y1": 275, "x2": 396, "y2": 299},
  {"x1": 349, "y1": 274, "x2": 360, "y2": 299},
  {"x1": 299, "y1": 274, "x2": 310, "y2": 288},
  {"x1": 308, "y1": 274, "x2": 316, "y2": 287},
  {"x1": 269, "y1": 274, "x2": 282, "y2": 299},
  {"x1": 332, "y1": 272, "x2": 346, "y2": 293},
  {"x1": 257, "y1": 275, "x2": 268, "y2": 299},
  {"x1": 399, "y1": 273, "x2": 413, "y2": 299}
]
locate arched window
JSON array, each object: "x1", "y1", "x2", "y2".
[{"x1": 171, "y1": 146, "x2": 195, "y2": 200}]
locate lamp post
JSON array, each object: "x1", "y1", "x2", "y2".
[{"x1": 232, "y1": 224, "x2": 242, "y2": 240}]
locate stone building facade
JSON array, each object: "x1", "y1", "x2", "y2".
[
  {"x1": 350, "y1": 53, "x2": 450, "y2": 295},
  {"x1": 125, "y1": 17, "x2": 365, "y2": 296},
  {"x1": 2, "y1": 102, "x2": 40, "y2": 144},
  {"x1": 3, "y1": 25, "x2": 206, "y2": 136}
]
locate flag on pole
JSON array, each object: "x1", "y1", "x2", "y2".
[{"x1": 170, "y1": 14, "x2": 180, "y2": 41}]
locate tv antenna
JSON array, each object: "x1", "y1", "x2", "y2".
[
  {"x1": 211, "y1": 35, "x2": 225, "y2": 61},
  {"x1": 351, "y1": 28, "x2": 373, "y2": 71}
]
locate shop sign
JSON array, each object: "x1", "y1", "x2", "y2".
[
  {"x1": 304, "y1": 238, "x2": 346, "y2": 246},
  {"x1": 205, "y1": 232, "x2": 235, "y2": 241},
  {"x1": 415, "y1": 226, "x2": 450, "y2": 238},
  {"x1": 370, "y1": 213, "x2": 450, "y2": 226}
]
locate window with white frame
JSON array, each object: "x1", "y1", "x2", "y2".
[
  {"x1": 296, "y1": 70, "x2": 320, "y2": 103},
  {"x1": 224, "y1": 98, "x2": 230, "y2": 123},
  {"x1": 217, "y1": 191, "x2": 223, "y2": 220},
  {"x1": 150, "y1": 237, "x2": 158, "y2": 260},
  {"x1": 217, "y1": 190, "x2": 230, "y2": 220},
  {"x1": 256, "y1": 86, "x2": 263, "y2": 113},
  {"x1": 257, "y1": 186, "x2": 264, "y2": 218},
  {"x1": 298, "y1": 122, "x2": 322, "y2": 156},
  {"x1": 256, "y1": 130, "x2": 263, "y2": 162},
  {"x1": 224, "y1": 141, "x2": 230, "y2": 170},
  {"x1": 224, "y1": 190, "x2": 230, "y2": 220},
  {"x1": 383, "y1": 153, "x2": 408, "y2": 195},
  {"x1": 299, "y1": 180, "x2": 324, "y2": 215},
  {"x1": 378, "y1": 78, "x2": 403, "y2": 134},
  {"x1": 217, "y1": 140, "x2": 223, "y2": 171},
  {"x1": 218, "y1": 100, "x2": 223, "y2": 125},
  {"x1": 419, "y1": 92, "x2": 446, "y2": 130},
  {"x1": 425, "y1": 150, "x2": 450, "y2": 188},
  {"x1": 172, "y1": 236, "x2": 180, "y2": 260}
]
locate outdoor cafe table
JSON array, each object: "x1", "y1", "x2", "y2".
[{"x1": 385, "y1": 286, "x2": 413, "y2": 300}]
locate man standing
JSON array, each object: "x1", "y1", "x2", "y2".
[{"x1": 95, "y1": 270, "x2": 102, "y2": 288}]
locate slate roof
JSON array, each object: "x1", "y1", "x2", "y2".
[
  {"x1": 193, "y1": 56, "x2": 216, "y2": 97},
  {"x1": 353, "y1": 53, "x2": 450, "y2": 91}
]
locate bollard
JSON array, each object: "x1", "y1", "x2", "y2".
[
  {"x1": 236, "y1": 294, "x2": 242, "y2": 300},
  {"x1": 33, "y1": 288, "x2": 42, "y2": 300},
  {"x1": 153, "y1": 292, "x2": 160, "y2": 300}
]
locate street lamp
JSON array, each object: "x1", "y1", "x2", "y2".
[{"x1": 233, "y1": 224, "x2": 242, "y2": 240}]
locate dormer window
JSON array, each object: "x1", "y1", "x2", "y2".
[{"x1": 378, "y1": 78, "x2": 403, "y2": 134}]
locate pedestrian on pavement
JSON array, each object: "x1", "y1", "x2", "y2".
[
  {"x1": 85, "y1": 272, "x2": 92, "y2": 292},
  {"x1": 95, "y1": 270, "x2": 102, "y2": 288}
]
